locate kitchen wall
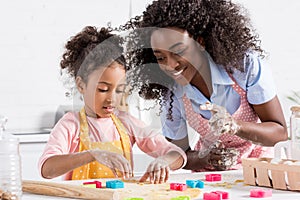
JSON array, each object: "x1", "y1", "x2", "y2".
[
  {"x1": 234, "y1": 0, "x2": 300, "y2": 123},
  {"x1": 0, "y1": 0, "x2": 300, "y2": 130},
  {"x1": 0, "y1": 0, "x2": 153, "y2": 131}
]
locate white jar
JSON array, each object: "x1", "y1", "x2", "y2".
[
  {"x1": 274, "y1": 106, "x2": 300, "y2": 160},
  {"x1": 290, "y1": 105, "x2": 300, "y2": 143},
  {"x1": 0, "y1": 116, "x2": 22, "y2": 200}
]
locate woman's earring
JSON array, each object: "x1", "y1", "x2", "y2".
[{"x1": 197, "y1": 37, "x2": 206, "y2": 51}]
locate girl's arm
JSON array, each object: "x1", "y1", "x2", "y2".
[
  {"x1": 166, "y1": 135, "x2": 210, "y2": 170},
  {"x1": 39, "y1": 112, "x2": 87, "y2": 179},
  {"x1": 136, "y1": 133, "x2": 187, "y2": 170},
  {"x1": 160, "y1": 150, "x2": 185, "y2": 170},
  {"x1": 236, "y1": 96, "x2": 288, "y2": 146},
  {"x1": 129, "y1": 125, "x2": 187, "y2": 183},
  {"x1": 139, "y1": 150, "x2": 185, "y2": 184},
  {"x1": 41, "y1": 151, "x2": 95, "y2": 179},
  {"x1": 42, "y1": 150, "x2": 133, "y2": 179}
]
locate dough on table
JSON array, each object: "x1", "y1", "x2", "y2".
[{"x1": 116, "y1": 179, "x2": 201, "y2": 200}]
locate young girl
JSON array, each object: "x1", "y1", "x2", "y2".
[
  {"x1": 122, "y1": 0, "x2": 288, "y2": 171},
  {"x1": 38, "y1": 26, "x2": 186, "y2": 183}
]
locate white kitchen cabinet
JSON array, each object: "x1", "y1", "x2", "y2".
[
  {"x1": 13, "y1": 131, "x2": 63, "y2": 181},
  {"x1": 20, "y1": 142, "x2": 48, "y2": 181}
]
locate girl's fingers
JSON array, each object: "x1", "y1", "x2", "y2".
[
  {"x1": 144, "y1": 159, "x2": 170, "y2": 184},
  {"x1": 139, "y1": 172, "x2": 150, "y2": 182},
  {"x1": 144, "y1": 163, "x2": 155, "y2": 183},
  {"x1": 161, "y1": 166, "x2": 170, "y2": 183},
  {"x1": 107, "y1": 161, "x2": 118, "y2": 177},
  {"x1": 159, "y1": 166, "x2": 170, "y2": 183},
  {"x1": 165, "y1": 166, "x2": 170, "y2": 182},
  {"x1": 121, "y1": 161, "x2": 132, "y2": 179},
  {"x1": 149, "y1": 171, "x2": 155, "y2": 183},
  {"x1": 113, "y1": 160, "x2": 126, "y2": 177},
  {"x1": 108, "y1": 156, "x2": 132, "y2": 178},
  {"x1": 158, "y1": 167, "x2": 166, "y2": 184},
  {"x1": 127, "y1": 162, "x2": 133, "y2": 178},
  {"x1": 153, "y1": 170, "x2": 161, "y2": 184},
  {"x1": 154, "y1": 162, "x2": 165, "y2": 184}
]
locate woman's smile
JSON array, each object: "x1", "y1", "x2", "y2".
[{"x1": 168, "y1": 66, "x2": 188, "y2": 76}]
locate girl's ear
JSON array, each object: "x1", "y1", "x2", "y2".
[{"x1": 76, "y1": 76, "x2": 85, "y2": 94}]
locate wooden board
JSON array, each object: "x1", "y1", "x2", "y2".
[
  {"x1": 22, "y1": 180, "x2": 117, "y2": 200},
  {"x1": 23, "y1": 179, "x2": 201, "y2": 200}
]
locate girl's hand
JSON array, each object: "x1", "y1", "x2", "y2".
[
  {"x1": 200, "y1": 102, "x2": 240, "y2": 135},
  {"x1": 139, "y1": 157, "x2": 170, "y2": 184},
  {"x1": 89, "y1": 149, "x2": 133, "y2": 178}
]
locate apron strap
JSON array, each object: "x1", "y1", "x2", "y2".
[{"x1": 71, "y1": 107, "x2": 132, "y2": 180}]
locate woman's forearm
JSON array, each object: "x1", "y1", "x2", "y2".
[
  {"x1": 182, "y1": 150, "x2": 209, "y2": 170},
  {"x1": 41, "y1": 151, "x2": 95, "y2": 179},
  {"x1": 236, "y1": 96, "x2": 288, "y2": 146},
  {"x1": 236, "y1": 120, "x2": 288, "y2": 146}
]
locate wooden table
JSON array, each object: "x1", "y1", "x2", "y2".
[{"x1": 22, "y1": 170, "x2": 300, "y2": 199}]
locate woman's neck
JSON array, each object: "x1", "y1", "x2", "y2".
[{"x1": 190, "y1": 61, "x2": 212, "y2": 100}]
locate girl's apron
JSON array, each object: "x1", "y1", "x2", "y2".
[
  {"x1": 72, "y1": 108, "x2": 132, "y2": 180},
  {"x1": 182, "y1": 75, "x2": 272, "y2": 170}
]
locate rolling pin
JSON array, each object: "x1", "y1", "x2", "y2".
[{"x1": 22, "y1": 180, "x2": 119, "y2": 200}]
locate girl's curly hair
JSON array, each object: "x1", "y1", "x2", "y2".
[
  {"x1": 120, "y1": 0, "x2": 265, "y2": 120},
  {"x1": 60, "y1": 26, "x2": 127, "y2": 84}
]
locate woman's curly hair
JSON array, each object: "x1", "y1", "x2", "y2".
[
  {"x1": 120, "y1": 0, "x2": 265, "y2": 120},
  {"x1": 60, "y1": 26, "x2": 127, "y2": 84}
]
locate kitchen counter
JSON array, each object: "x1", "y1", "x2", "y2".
[{"x1": 22, "y1": 169, "x2": 300, "y2": 200}]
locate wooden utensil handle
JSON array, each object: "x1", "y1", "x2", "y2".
[{"x1": 22, "y1": 180, "x2": 119, "y2": 200}]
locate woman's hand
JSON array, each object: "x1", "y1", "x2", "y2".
[
  {"x1": 200, "y1": 102, "x2": 240, "y2": 135},
  {"x1": 89, "y1": 149, "x2": 133, "y2": 178},
  {"x1": 207, "y1": 141, "x2": 239, "y2": 171},
  {"x1": 139, "y1": 157, "x2": 170, "y2": 184}
]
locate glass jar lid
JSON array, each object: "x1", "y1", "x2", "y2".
[{"x1": 291, "y1": 105, "x2": 300, "y2": 112}]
